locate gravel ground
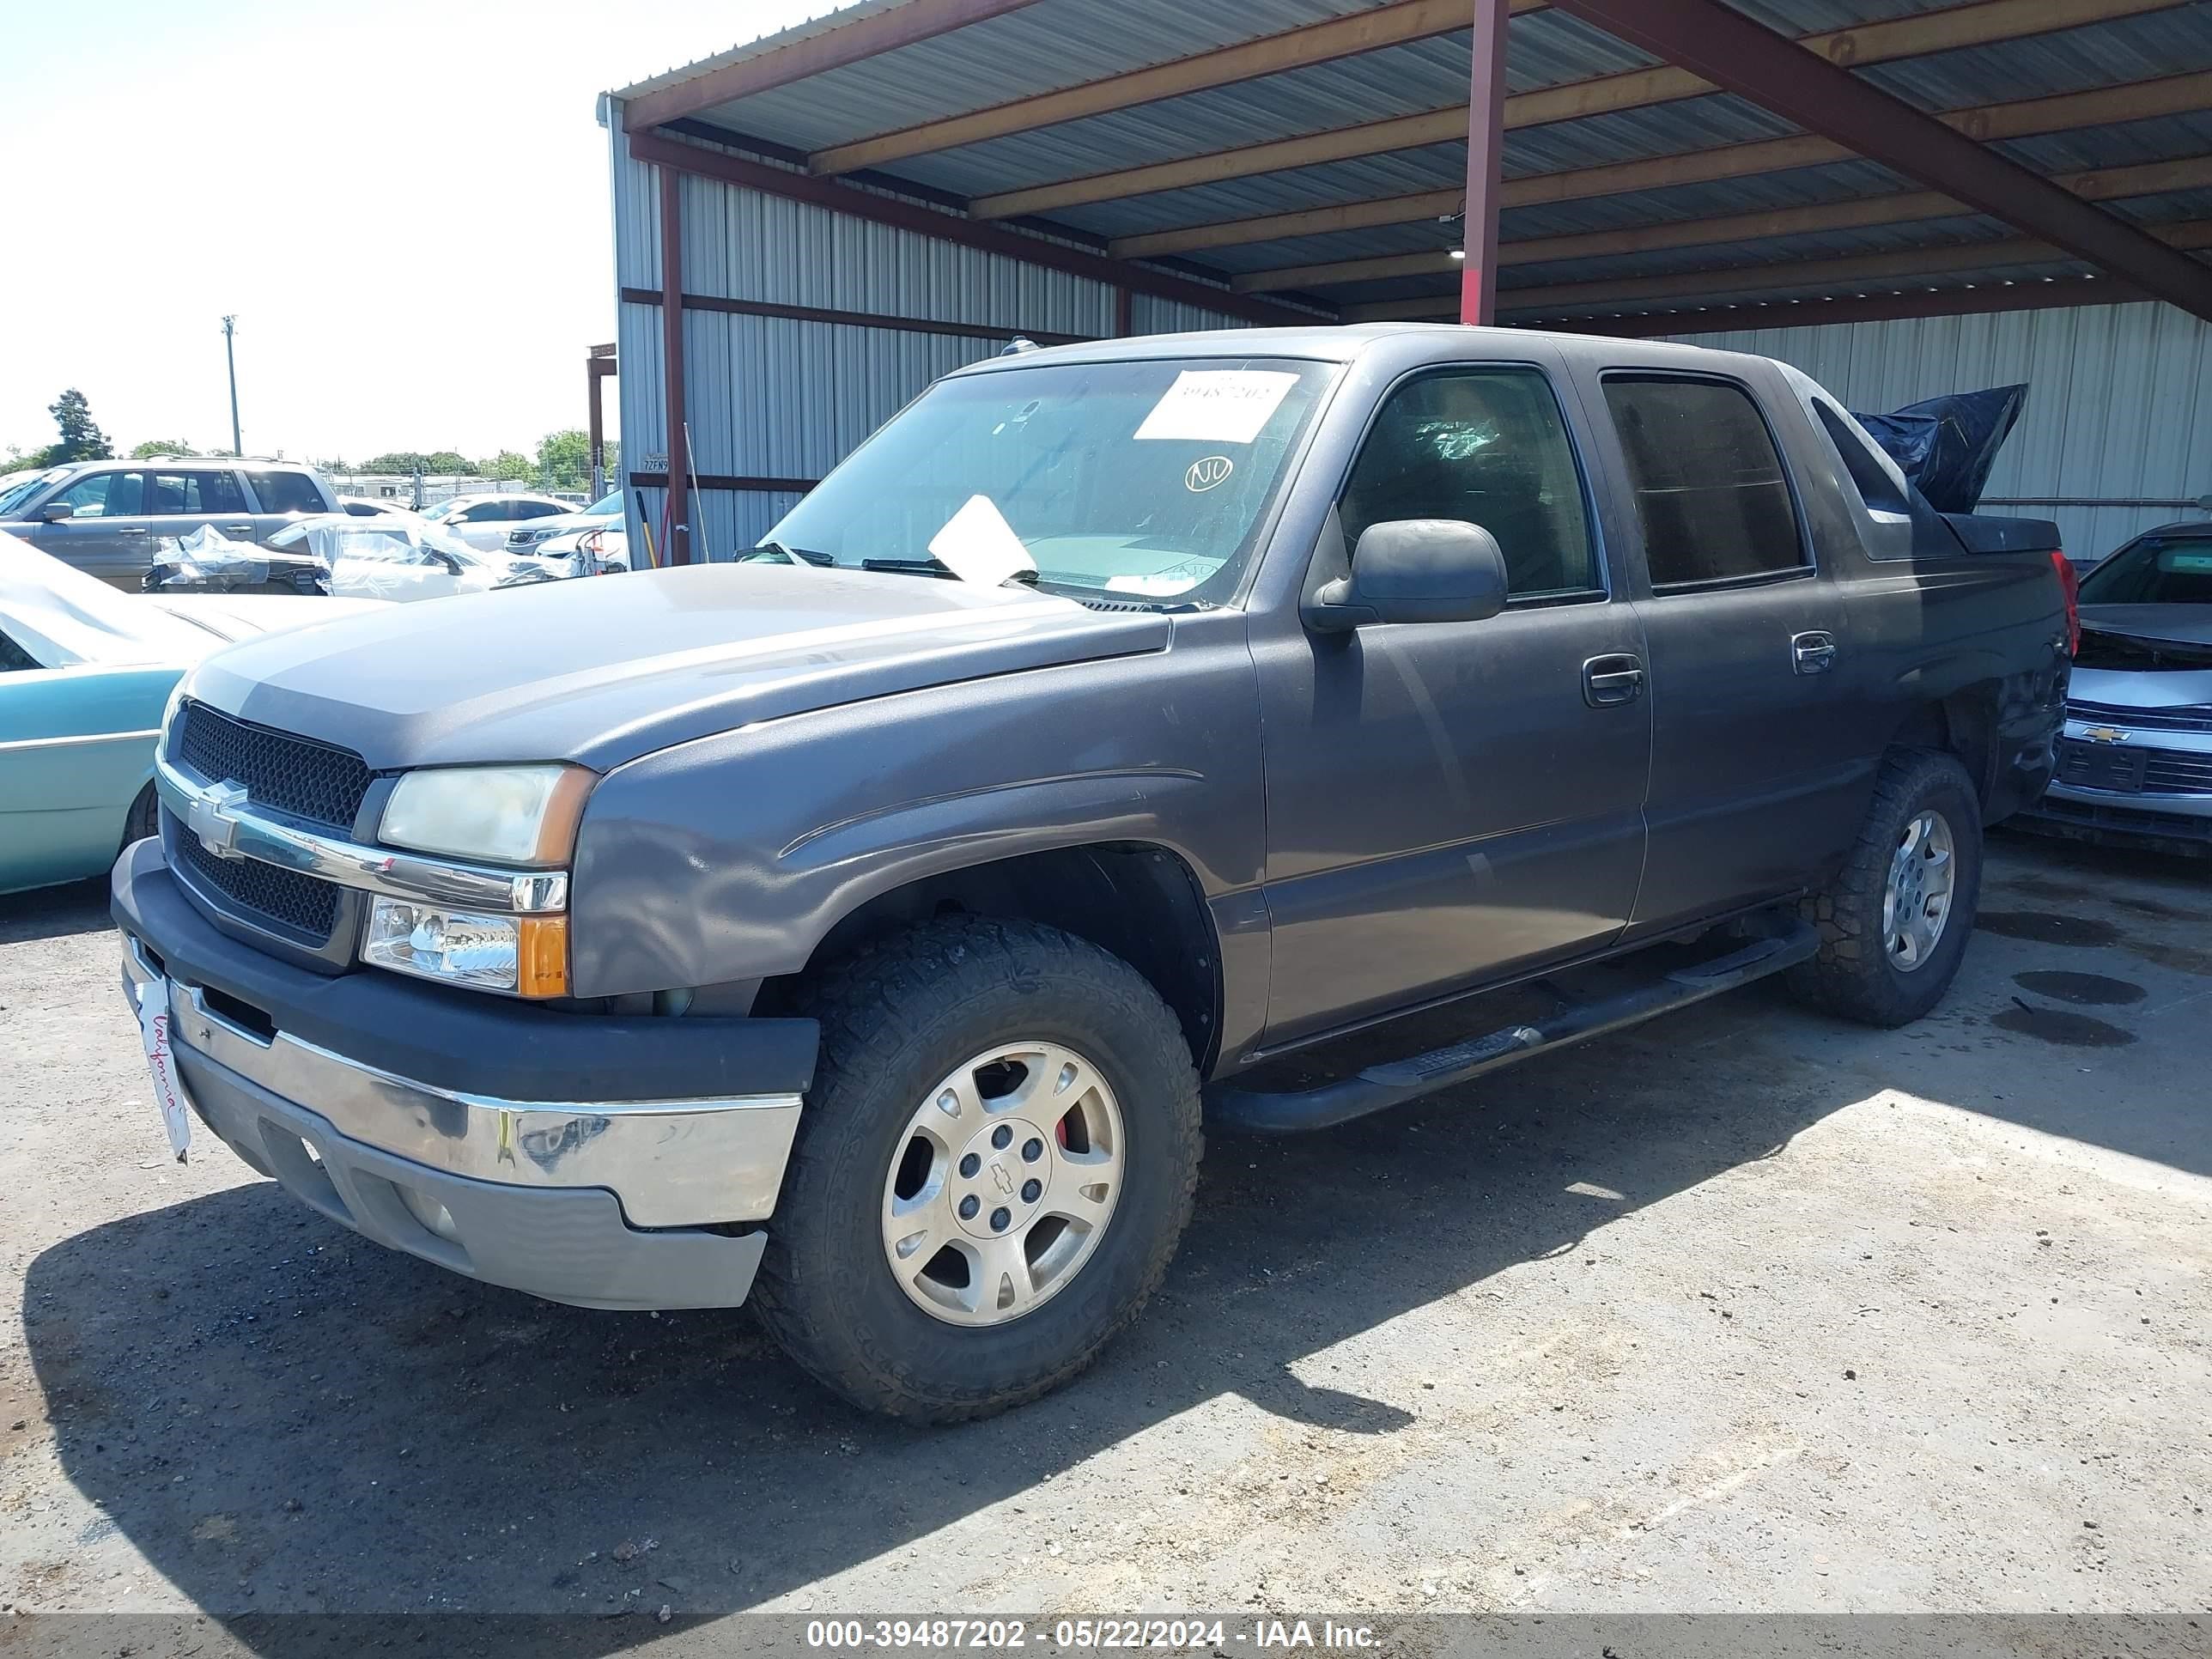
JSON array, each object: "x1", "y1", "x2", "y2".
[{"x1": 2, "y1": 832, "x2": 2207, "y2": 1639}]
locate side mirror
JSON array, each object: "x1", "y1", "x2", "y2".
[
  {"x1": 1304, "y1": 519, "x2": 1510, "y2": 633},
  {"x1": 428, "y1": 550, "x2": 463, "y2": 574},
  {"x1": 38, "y1": 501, "x2": 76, "y2": 522}
]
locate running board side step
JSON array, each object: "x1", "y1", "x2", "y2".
[{"x1": 1205, "y1": 921, "x2": 1820, "y2": 1135}]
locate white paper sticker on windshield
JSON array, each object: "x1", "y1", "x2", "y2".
[
  {"x1": 1134, "y1": 370, "x2": 1299, "y2": 444},
  {"x1": 927, "y1": 494, "x2": 1038, "y2": 587}
]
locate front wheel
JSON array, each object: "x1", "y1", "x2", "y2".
[
  {"x1": 751, "y1": 917, "x2": 1202, "y2": 1421},
  {"x1": 1789, "y1": 749, "x2": 1984, "y2": 1027}
]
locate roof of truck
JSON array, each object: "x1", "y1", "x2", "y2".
[{"x1": 946, "y1": 321, "x2": 1767, "y2": 374}]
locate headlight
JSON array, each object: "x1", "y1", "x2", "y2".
[
  {"x1": 363, "y1": 901, "x2": 568, "y2": 997},
  {"x1": 378, "y1": 763, "x2": 592, "y2": 865}
]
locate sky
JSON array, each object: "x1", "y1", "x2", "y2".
[{"x1": 0, "y1": 0, "x2": 830, "y2": 468}]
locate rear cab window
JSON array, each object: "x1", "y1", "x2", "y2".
[{"x1": 1601, "y1": 375, "x2": 1810, "y2": 590}]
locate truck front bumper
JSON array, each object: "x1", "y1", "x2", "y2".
[{"x1": 112, "y1": 838, "x2": 818, "y2": 1310}]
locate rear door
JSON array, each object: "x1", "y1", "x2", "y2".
[
  {"x1": 1578, "y1": 369, "x2": 1860, "y2": 933},
  {"x1": 26, "y1": 469, "x2": 149, "y2": 587},
  {"x1": 1255, "y1": 353, "x2": 1651, "y2": 1047},
  {"x1": 141, "y1": 467, "x2": 258, "y2": 568}
]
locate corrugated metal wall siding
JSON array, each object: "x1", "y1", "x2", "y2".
[
  {"x1": 1670, "y1": 300, "x2": 2212, "y2": 561},
  {"x1": 608, "y1": 101, "x2": 1271, "y2": 562}
]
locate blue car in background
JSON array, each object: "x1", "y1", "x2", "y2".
[{"x1": 1, "y1": 532, "x2": 383, "y2": 896}]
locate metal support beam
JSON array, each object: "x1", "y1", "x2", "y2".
[
  {"x1": 1237, "y1": 152, "x2": 2212, "y2": 293},
  {"x1": 1111, "y1": 69, "x2": 2212, "y2": 261},
  {"x1": 623, "y1": 0, "x2": 1045, "y2": 132},
  {"x1": 1546, "y1": 274, "x2": 2142, "y2": 337},
  {"x1": 1461, "y1": 0, "x2": 1510, "y2": 325},
  {"x1": 627, "y1": 131, "x2": 1323, "y2": 329},
  {"x1": 810, "y1": 0, "x2": 1545, "y2": 174},
  {"x1": 658, "y1": 165, "x2": 690, "y2": 566},
  {"x1": 586, "y1": 346, "x2": 616, "y2": 501},
  {"x1": 1344, "y1": 222, "x2": 2212, "y2": 323},
  {"x1": 969, "y1": 0, "x2": 2185, "y2": 221},
  {"x1": 1549, "y1": 0, "x2": 2212, "y2": 323}
]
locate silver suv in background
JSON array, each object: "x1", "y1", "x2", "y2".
[{"x1": 0, "y1": 459, "x2": 339, "y2": 588}]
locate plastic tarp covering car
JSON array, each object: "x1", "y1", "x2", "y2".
[
  {"x1": 143, "y1": 524, "x2": 282, "y2": 592},
  {"x1": 265, "y1": 514, "x2": 568, "y2": 602},
  {"x1": 1850, "y1": 385, "x2": 2027, "y2": 514}
]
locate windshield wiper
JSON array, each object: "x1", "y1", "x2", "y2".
[
  {"x1": 863, "y1": 556, "x2": 1038, "y2": 586},
  {"x1": 750, "y1": 540, "x2": 836, "y2": 567}
]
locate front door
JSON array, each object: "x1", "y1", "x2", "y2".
[
  {"x1": 1255, "y1": 360, "x2": 1651, "y2": 1049},
  {"x1": 27, "y1": 469, "x2": 148, "y2": 587}
]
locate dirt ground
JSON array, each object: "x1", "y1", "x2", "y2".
[{"x1": 2, "y1": 830, "x2": 2207, "y2": 1643}]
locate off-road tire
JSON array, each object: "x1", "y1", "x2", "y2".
[
  {"x1": 751, "y1": 916, "x2": 1203, "y2": 1422},
  {"x1": 1788, "y1": 749, "x2": 1983, "y2": 1028}
]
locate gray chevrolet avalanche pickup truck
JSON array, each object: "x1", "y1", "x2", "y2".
[{"x1": 112, "y1": 325, "x2": 2071, "y2": 1420}]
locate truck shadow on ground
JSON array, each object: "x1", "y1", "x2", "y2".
[
  {"x1": 19, "y1": 840, "x2": 2208, "y2": 1646},
  {"x1": 0, "y1": 878, "x2": 111, "y2": 947},
  {"x1": 22, "y1": 981, "x2": 1843, "y2": 1640}
]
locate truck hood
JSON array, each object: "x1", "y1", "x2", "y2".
[{"x1": 187, "y1": 562, "x2": 1171, "y2": 771}]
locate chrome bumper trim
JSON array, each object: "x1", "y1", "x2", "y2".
[
  {"x1": 123, "y1": 935, "x2": 800, "y2": 1228},
  {"x1": 154, "y1": 753, "x2": 566, "y2": 914}
]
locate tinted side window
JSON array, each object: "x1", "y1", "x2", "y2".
[
  {"x1": 148, "y1": 471, "x2": 249, "y2": 514},
  {"x1": 514, "y1": 501, "x2": 562, "y2": 520},
  {"x1": 462, "y1": 501, "x2": 507, "y2": 523},
  {"x1": 1340, "y1": 368, "x2": 1599, "y2": 599},
  {"x1": 246, "y1": 470, "x2": 325, "y2": 514},
  {"x1": 55, "y1": 471, "x2": 144, "y2": 517},
  {"x1": 0, "y1": 629, "x2": 40, "y2": 672},
  {"x1": 1602, "y1": 376, "x2": 1806, "y2": 586}
]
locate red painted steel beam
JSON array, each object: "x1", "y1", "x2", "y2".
[
  {"x1": 623, "y1": 0, "x2": 1045, "y2": 132},
  {"x1": 628, "y1": 131, "x2": 1324, "y2": 328},
  {"x1": 1459, "y1": 0, "x2": 1511, "y2": 325},
  {"x1": 659, "y1": 165, "x2": 690, "y2": 565},
  {"x1": 1548, "y1": 0, "x2": 2212, "y2": 324}
]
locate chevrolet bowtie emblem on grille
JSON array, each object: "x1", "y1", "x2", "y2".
[
  {"x1": 2081, "y1": 726, "x2": 2131, "y2": 744},
  {"x1": 187, "y1": 781, "x2": 251, "y2": 859}
]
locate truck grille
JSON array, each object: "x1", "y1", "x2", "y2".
[
  {"x1": 2068, "y1": 698, "x2": 2212, "y2": 734},
  {"x1": 173, "y1": 702, "x2": 373, "y2": 832},
  {"x1": 2057, "y1": 739, "x2": 2212, "y2": 798},
  {"x1": 173, "y1": 829, "x2": 342, "y2": 943}
]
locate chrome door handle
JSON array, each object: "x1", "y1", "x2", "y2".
[
  {"x1": 1792, "y1": 631, "x2": 1838, "y2": 676},
  {"x1": 223, "y1": 524, "x2": 255, "y2": 534},
  {"x1": 114, "y1": 527, "x2": 147, "y2": 537},
  {"x1": 1583, "y1": 653, "x2": 1644, "y2": 708}
]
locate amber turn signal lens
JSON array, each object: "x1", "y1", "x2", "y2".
[{"x1": 516, "y1": 915, "x2": 569, "y2": 999}]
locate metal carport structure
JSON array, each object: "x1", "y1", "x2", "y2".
[{"x1": 603, "y1": 0, "x2": 2212, "y2": 565}]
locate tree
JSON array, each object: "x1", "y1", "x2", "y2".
[
  {"x1": 534, "y1": 428, "x2": 619, "y2": 493},
  {"x1": 4, "y1": 443, "x2": 52, "y2": 472},
  {"x1": 131, "y1": 439, "x2": 195, "y2": 459},
  {"x1": 360, "y1": 450, "x2": 472, "y2": 476},
  {"x1": 481, "y1": 450, "x2": 535, "y2": 483},
  {"x1": 46, "y1": 389, "x2": 112, "y2": 463}
]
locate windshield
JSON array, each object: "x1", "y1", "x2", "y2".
[
  {"x1": 419, "y1": 498, "x2": 465, "y2": 522},
  {"x1": 754, "y1": 356, "x2": 1335, "y2": 604},
  {"x1": 2077, "y1": 532, "x2": 2212, "y2": 606},
  {"x1": 0, "y1": 466, "x2": 68, "y2": 518},
  {"x1": 586, "y1": 491, "x2": 623, "y2": 518}
]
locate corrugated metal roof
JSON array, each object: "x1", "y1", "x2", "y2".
[{"x1": 612, "y1": 0, "x2": 2211, "y2": 328}]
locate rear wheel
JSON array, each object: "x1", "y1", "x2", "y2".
[
  {"x1": 751, "y1": 917, "x2": 1201, "y2": 1421},
  {"x1": 1789, "y1": 750, "x2": 1983, "y2": 1027}
]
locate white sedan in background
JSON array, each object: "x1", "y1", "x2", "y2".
[{"x1": 420, "y1": 493, "x2": 575, "y2": 551}]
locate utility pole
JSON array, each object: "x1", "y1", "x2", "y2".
[{"x1": 222, "y1": 315, "x2": 243, "y2": 457}]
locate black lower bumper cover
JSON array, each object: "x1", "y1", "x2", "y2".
[{"x1": 112, "y1": 837, "x2": 817, "y2": 1103}]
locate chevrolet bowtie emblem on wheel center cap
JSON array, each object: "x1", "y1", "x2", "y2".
[
  {"x1": 187, "y1": 781, "x2": 251, "y2": 860},
  {"x1": 988, "y1": 1160, "x2": 1016, "y2": 1195}
]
